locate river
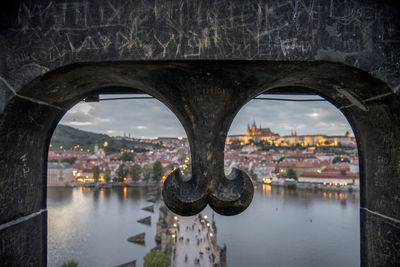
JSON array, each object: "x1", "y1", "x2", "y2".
[{"x1": 48, "y1": 185, "x2": 359, "y2": 267}]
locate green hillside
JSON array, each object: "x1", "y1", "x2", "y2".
[{"x1": 50, "y1": 125, "x2": 155, "y2": 154}]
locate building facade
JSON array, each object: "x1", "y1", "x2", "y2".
[{"x1": 47, "y1": 162, "x2": 74, "y2": 187}]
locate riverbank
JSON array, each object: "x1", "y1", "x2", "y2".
[
  {"x1": 58, "y1": 182, "x2": 162, "y2": 188},
  {"x1": 258, "y1": 181, "x2": 359, "y2": 192}
]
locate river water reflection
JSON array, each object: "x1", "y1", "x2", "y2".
[{"x1": 48, "y1": 185, "x2": 359, "y2": 267}]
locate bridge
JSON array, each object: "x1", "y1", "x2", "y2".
[{"x1": 170, "y1": 215, "x2": 224, "y2": 267}]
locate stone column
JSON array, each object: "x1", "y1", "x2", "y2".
[{"x1": 348, "y1": 96, "x2": 400, "y2": 267}]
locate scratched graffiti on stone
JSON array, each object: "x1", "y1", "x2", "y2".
[
  {"x1": 0, "y1": 0, "x2": 399, "y2": 90},
  {"x1": 20, "y1": 154, "x2": 30, "y2": 175}
]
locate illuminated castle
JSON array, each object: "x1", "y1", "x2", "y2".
[
  {"x1": 226, "y1": 121, "x2": 355, "y2": 147},
  {"x1": 246, "y1": 120, "x2": 279, "y2": 138}
]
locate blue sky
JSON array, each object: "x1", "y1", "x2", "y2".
[{"x1": 59, "y1": 94, "x2": 353, "y2": 138}]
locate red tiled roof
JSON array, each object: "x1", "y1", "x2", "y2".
[
  {"x1": 300, "y1": 171, "x2": 358, "y2": 179},
  {"x1": 323, "y1": 163, "x2": 350, "y2": 171},
  {"x1": 277, "y1": 161, "x2": 323, "y2": 168}
]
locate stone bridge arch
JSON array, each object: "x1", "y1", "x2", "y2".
[{"x1": 0, "y1": 0, "x2": 399, "y2": 266}]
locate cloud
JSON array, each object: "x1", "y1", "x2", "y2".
[
  {"x1": 306, "y1": 113, "x2": 319, "y2": 118},
  {"x1": 229, "y1": 95, "x2": 353, "y2": 136},
  {"x1": 59, "y1": 95, "x2": 186, "y2": 138},
  {"x1": 58, "y1": 94, "x2": 353, "y2": 138},
  {"x1": 68, "y1": 121, "x2": 93, "y2": 126}
]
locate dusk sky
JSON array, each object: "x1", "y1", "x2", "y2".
[{"x1": 59, "y1": 94, "x2": 354, "y2": 138}]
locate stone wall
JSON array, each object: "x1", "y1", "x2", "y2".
[{"x1": 0, "y1": 0, "x2": 399, "y2": 97}]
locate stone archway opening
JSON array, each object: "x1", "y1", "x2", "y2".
[
  {"x1": 1, "y1": 61, "x2": 399, "y2": 266},
  {"x1": 46, "y1": 90, "x2": 191, "y2": 267},
  {"x1": 222, "y1": 89, "x2": 360, "y2": 266}
]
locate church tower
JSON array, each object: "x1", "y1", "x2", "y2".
[{"x1": 251, "y1": 120, "x2": 257, "y2": 135}]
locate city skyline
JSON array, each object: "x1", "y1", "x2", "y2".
[{"x1": 59, "y1": 94, "x2": 354, "y2": 138}]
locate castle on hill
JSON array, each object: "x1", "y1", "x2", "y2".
[
  {"x1": 246, "y1": 120, "x2": 280, "y2": 138},
  {"x1": 226, "y1": 121, "x2": 355, "y2": 147}
]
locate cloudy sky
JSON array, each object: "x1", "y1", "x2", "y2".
[{"x1": 59, "y1": 94, "x2": 354, "y2": 138}]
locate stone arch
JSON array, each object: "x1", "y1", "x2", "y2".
[
  {"x1": 221, "y1": 63, "x2": 400, "y2": 266},
  {"x1": 0, "y1": 61, "x2": 399, "y2": 266}
]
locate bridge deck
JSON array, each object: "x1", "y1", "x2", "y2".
[{"x1": 171, "y1": 216, "x2": 219, "y2": 267}]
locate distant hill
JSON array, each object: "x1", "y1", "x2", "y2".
[{"x1": 50, "y1": 124, "x2": 156, "y2": 154}]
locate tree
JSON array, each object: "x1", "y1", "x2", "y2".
[
  {"x1": 248, "y1": 169, "x2": 258, "y2": 181},
  {"x1": 116, "y1": 164, "x2": 129, "y2": 182},
  {"x1": 61, "y1": 157, "x2": 76, "y2": 164},
  {"x1": 152, "y1": 161, "x2": 163, "y2": 182},
  {"x1": 332, "y1": 156, "x2": 350, "y2": 164},
  {"x1": 104, "y1": 167, "x2": 111, "y2": 183},
  {"x1": 130, "y1": 164, "x2": 142, "y2": 181},
  {"x1": 287, "y1": 167, "x2": 297, "y2": 180},
  {"x1": 142, "y1": 165, "x2": 153, "y2": 182},
  {"x1": 61, "y1": 260, "x2": 78, "y2": 267},
  {"x1": 118, "y1": 152, "x2": 134, "y2": 162},
  {"x1": 92, "y1": 165, "x2": 100, "y2": 182},
  {"x1": 229, "y1": 139, "x2": 242, "y2": 149},
  {"x1": 143, "y1": 251, "x2": 168, "y2": 267},
  {"x1": 277, "y1": 156, "x2": 285, "y2": 163}
]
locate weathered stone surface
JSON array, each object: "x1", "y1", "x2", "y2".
[
  {"x1": 349, "y1": 95, "x2": 400, "y2": 221},
  {"x1": 0, "y1": 211, "x2": 47, "y2": 267},
  {"x1": 137, "y1": 216, "x2": 151, "y2": 226},
  {"x1": 0, "y1": 96, "x2": 63, "y2": 224},
  {"x1": 0, "y1": 78, "x2": 14, "y2": 113},
  {"x1": 0, "y1": 0, "x2": 399, "y2": 92},
  {"x1": 127, "y1": 232, "x2": 145, "y2": 245},
  {"x1": 361, "y1": 209, "x2": 400, "y2": 267},
  {"x1": 142, "y1": 205, "x2": 154, "y2": 213},
  {"x1": 146, "y1": 197, "x2": 157, "y2": 203}
]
